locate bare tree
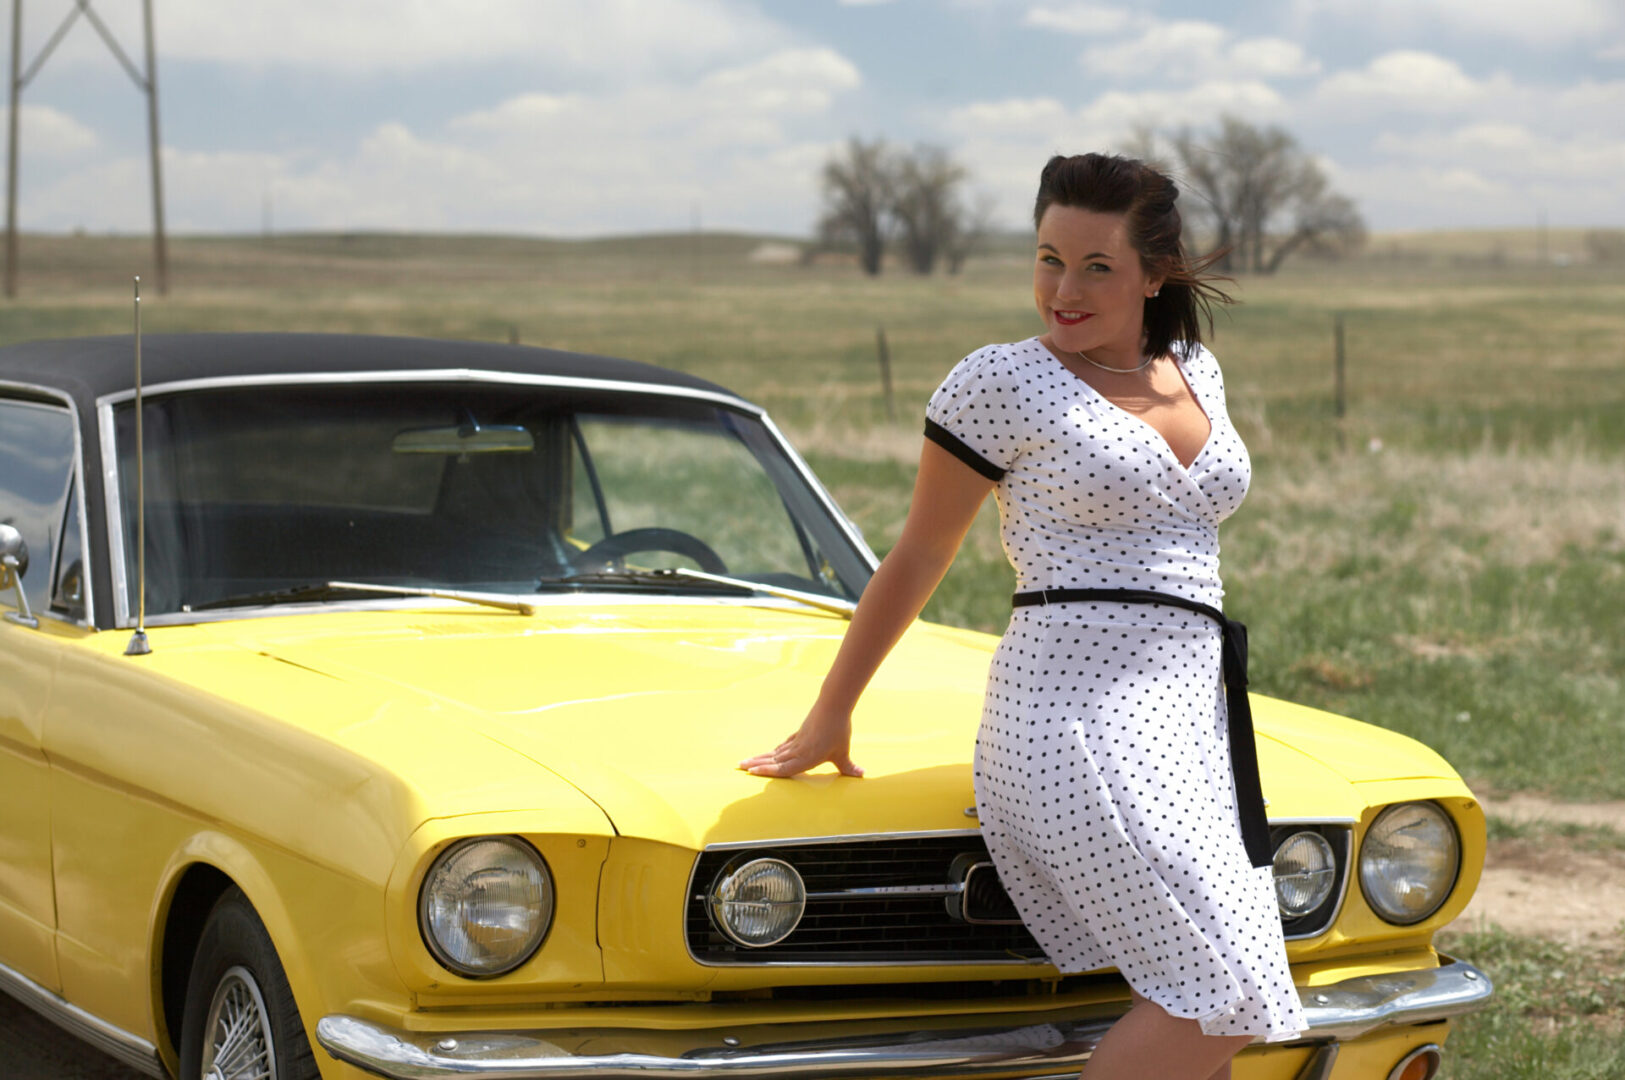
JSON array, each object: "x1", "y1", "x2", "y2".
[
  {"x1": 818, "y1": 137, "x2": 895, "y2": 276},
  {"x1": 892, "y1": 145, "x2": 967, "y2": 275},
  {"x1": 1156, "y1": 116, "x2": 1365, "y2": 274},
  {"x1": 816, "y1": 139, "x2": 987, "y2": 276},
  {"x1": 944, "y1": 190, "x2": 998, "y2": 275}
]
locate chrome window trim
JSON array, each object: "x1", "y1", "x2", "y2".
[
  {"x1": 759, "y1": 412, "x2": 881, "y2": 573},
  {"x1": 93, "y1": 369, "x2": 874, "y2": 628},
  {"x1": 0, "y1": 382, "x2": 96, "y2": 628},
  {"x1": 97, "y1": 399, "x2": 127, "y2": 625},
  {"x1": 93, "y1": 368, "x2": 764, "y2": 413},
  {"x1": 125, "y1": 591, "x2": 861, "y2": 628},
  {"x1": 0, "y1": 959, "x2": 165, "y2": 1078}
]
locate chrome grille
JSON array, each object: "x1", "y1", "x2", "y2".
[
  {"x1": 686, "y1": 824, "x2": 1352, "y2": 965},
  {"x1": 686, "y1": 834, "x2": 1043, "y2": 965}
]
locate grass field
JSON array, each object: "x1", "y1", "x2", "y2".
[{"x1": 3, "y1": 230, "x2": 1623, "y2": 1079}]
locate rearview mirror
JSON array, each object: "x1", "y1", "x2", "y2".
[{"x1": 392, "y1": 424, "x2": 534, "y2": 455}]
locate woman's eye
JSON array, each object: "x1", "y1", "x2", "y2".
[{"x1": 1087, "y1": 262, "x2": 1111, "y2": 273}]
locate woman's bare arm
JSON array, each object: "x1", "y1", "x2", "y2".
[{"x1": 738, "y1": 439, "x2": 995, "y2": 778}]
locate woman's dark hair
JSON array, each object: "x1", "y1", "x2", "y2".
[{"x1": 1034, "y1": 152, "x2": 1233, "y2": 360}]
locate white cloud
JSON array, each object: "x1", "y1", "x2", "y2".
[
  {"x1": 30, "y1": 0, "x2": 788, "y2": 76},
  {"x1": 1081, "y1": 80, "x2": 1288, "y2": 129},
  {"x1": 1336, "y1": 118, "x2": 1625, "y2": 228},
  {"x1": 1080, "y1": 20, "x2": 1319, "y2": 82},
  {"x1": 698, "y1": 48, "x2": 861, "y2": 113},
  {"x1": 16, "y1": 40, "x2": 862, "y2": 236},
  {"x1": 26, "y1": 146, "x2": 288, "y2": 232},
  {"x1": 1549, "y1": 79, "x2": 1625, "y2": 133},
  {"x1": 0, "y1": 105, "x2": 98, "y2": 156},
  {"x1": 945, "y1": 97, "x2": 1073, "y2": 137},
  {"x1": 1376, "y1": 122, "x2": 1625, "y2": 180},
  {"x1": 1294, "y1": 0, "x2": 1618, "y2": 46},
  {"x1": 941, "y1": 80, "x2": 1289, "y2": 232},
  {"x1": 1313, "y1": 50, "x2": 1495, "y2": 112},
  {"x1": 1023, "y1": 4, "x2": 1143, "y2": 35}
]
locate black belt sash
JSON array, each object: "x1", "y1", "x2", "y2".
[{"x1": 1011, "y1": 587, "x2": 1273, "y2": 869}]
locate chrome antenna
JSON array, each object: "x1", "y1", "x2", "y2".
[{"x1": 124, "y1": 276, "x2": 151, "y2": 656}]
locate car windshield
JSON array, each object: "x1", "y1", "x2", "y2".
[{"x1": 113, "y1": 381, "x2": 873, "y2": 619}]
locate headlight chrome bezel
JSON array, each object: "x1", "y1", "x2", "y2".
[
  {"x1": 707, "y1": 855, "x2": 807, "y2": 948},
  {"x1": 1359, "y1": 801, "x2": 1462, "y2": 926},
  {"x1": 418, "y1": 835, "x2": 554, "y2": 978},
  {"x1": 1269, "y1": 822, "x2": 1352, "y2": 939},
  {"x1": 1272, "y1": 829, "x2": 1339, "y2": 918}
]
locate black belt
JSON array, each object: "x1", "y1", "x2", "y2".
[{"x1": 1011, "y1": 587, "x2": 1272, "y2": 869}]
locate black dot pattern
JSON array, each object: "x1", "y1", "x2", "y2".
[{"x1": 926, "y1": 338, "x2": 1306, "y2": 1042}]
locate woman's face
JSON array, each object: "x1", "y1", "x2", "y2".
[{"x1": 1033, "y1": 204, "x2": 1163, "y2": 364}]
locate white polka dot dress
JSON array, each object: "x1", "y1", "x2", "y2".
[{"x1": 925, "y1": 337, "x2": 1306, "y2": 1043}]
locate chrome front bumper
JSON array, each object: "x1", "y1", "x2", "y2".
[{"x1": 316, "y1": 956, "x2": 1491, "y2": 1079}]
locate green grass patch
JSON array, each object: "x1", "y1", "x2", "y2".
[
  {"x1": 6, "y1": 232, "x2": 1624, "y2": 796},
  {"x1": 1484, "y1": 817, "x2": 1625, "y2": 852},
  {"x1": 1438, "y1": 926, "x2": 1625, "y2": 1080}
]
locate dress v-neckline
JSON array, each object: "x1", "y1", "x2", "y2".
[{"x1": 1037, "y1": 337, "x2": 1214, "y2": 472}]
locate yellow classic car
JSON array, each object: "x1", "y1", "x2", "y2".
[{"x1": 0, "y1": 333, "x2": 1488, "y2": 1080}]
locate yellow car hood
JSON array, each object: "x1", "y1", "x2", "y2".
[{"x1": 239, "y1": 604, "x2": 1435, "y2": 848}]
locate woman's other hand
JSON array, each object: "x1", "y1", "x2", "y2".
[{"x1": 739, "y1": 707, "x2": 863, "y2": 778}]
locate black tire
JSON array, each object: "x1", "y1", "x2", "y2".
[{"x1": 178, "y1": 886, "x2": 319, "y2": 1080}]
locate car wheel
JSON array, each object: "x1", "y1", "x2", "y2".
[{"x1": 178, "y1": 886, "x2": 319, "y2": 1080}]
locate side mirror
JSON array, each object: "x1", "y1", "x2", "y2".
[
  {"x1": 0, "y1": 523, "x2": 27, "y2": 577},
  {"x1": 0, "y1": 523, "x2": 38, "y2": 628}
]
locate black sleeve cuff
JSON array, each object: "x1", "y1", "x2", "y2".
[{"x1": 923, "y1": 418, "x2": 1006, "y2": 481}]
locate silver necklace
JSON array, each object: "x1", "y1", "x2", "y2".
[{"x1": 1076, "y1": 349, "x2": 1155, "y2": 375}]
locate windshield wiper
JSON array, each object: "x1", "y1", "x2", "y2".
[
  {"x1": 186, "y1": 580, "x2": 534, "y2": 615},
  {"x1": 535, "y1": 567, "x2": 854, "y2": 618}
]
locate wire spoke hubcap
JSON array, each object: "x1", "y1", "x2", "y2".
[{"x1": 202, "y1": 966, "x2": 277, "y2": 1080}]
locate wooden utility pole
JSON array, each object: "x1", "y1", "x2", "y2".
[
  {"x1": 3, "y1": 0, "x2": 169, "y2": 297},
  {"x1": 5, "y1": 0, "x2": 23, "y2": 297},
  {"x1": 141, "y1": 0, "x2": 167, "y2": 293}
]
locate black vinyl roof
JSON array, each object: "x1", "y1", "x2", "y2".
[{"x1": 0, "y1": 333, "x2": 739, "y2": 414}]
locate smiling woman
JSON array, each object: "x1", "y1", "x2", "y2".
[{"x1": 742, "y1": 152, "x2": 1306, "y2": 1080}]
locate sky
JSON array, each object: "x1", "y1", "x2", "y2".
[{"x1": 3, "y1": 0, "x2": 1623, "y2": 238}]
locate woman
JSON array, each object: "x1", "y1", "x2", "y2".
[{"x1": 740, "y1": 152, "x2": 1305, "y2": 1080}]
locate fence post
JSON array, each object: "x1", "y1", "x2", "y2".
[
  {"x1": 876, "y1": 325, "x2": 897, "y2": 422},
  {"x1": 1333, "y1": 313, "x2": 1347, "y2": 450}
]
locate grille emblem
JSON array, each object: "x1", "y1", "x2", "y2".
[{"x1": 945, "y1": 853, "x2": 1023, "y2": 925}]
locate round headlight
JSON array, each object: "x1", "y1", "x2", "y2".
[
  {"x1": 1272, "y1": 831, "x2": 1337, "y2": 918},
  {"x1": 708, "y1": 857, "x2": 805, "y2": 947},
  {"x1": 419, "y1": 837, "x2": 553, "y2": 977},
  {"x1": 1359, "y1": 802, "x2": 1460, "y2": 925}
]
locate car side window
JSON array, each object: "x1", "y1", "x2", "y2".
[
  {"x1": 51, "y1": 476, "x2": 86, "y2": 621},
  {"x1": 0, "y1": 399, "x2": 78, "y2": 619}
]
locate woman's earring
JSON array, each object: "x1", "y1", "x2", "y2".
[{"x1": 1150, "y1": 289, "x2": 1160, "y2": 298}]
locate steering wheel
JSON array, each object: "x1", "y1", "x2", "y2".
[{"x1": 574, "y1": 527, "x2": 728, "y2": 575}]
